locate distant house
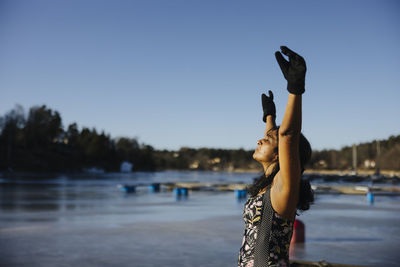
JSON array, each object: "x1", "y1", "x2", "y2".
[
  {"x1": 52, "y1": 133, "x2": 69, "y2": 144},
  {"x1": 120, "y1": 161, "x2": 133, "y2": 173},
  {"x1": 364, "y1": 159, "x2": 376, "y2": 169},
  {"x1": 189, "y1": 160, "x2": 199, "y2": 169},
  {"x1": 316, "y1": 160, "x2": 327, "y2": 168},
  {"x1": 208, "y1": 157, "x2": 221, "y2": 164}
]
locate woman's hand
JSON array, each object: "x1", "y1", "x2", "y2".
[
  {"x1": 275, "y1": 46, "x2": 307, "y2": 95},
  {"x1": 261, "y1": 90, "x2": 276, "y2": 122}
]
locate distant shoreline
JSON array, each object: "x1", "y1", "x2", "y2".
[
  {"x1": 214, "y1": 168, "x2": 400, "y2": 177},
  {"x1": 304, "y1": 169, "x2": 400, "y2": 177},
  {"x1": 1, "y1": 168, "x2": 399, "y2": 178},
  {"x1": 229, "y1": 168, "x2": 400, "y2": 177}
]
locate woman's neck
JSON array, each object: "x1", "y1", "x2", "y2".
[{"x1": 263, "y1": 161, "x2": 278, "y2": 177}]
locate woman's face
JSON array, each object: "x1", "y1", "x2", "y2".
[{"x1": 253, "y1": 129, "x2": 278, "y2": 164}]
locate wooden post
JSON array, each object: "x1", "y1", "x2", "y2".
[
  {"x1": 352, "y1": 144, "x2": 357, "y2": 174},
  {"x1": 376, "y1": 141, "x2": 380, "y2": 175}
]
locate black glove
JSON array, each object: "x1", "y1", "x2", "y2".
[
  {"x1": 275, "y1": 46, "x2": 307, "y2": 95},
  {"x1": 261, "y1": 90, "x2": 276, "y2": 122}
]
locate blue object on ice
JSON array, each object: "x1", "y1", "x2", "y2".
[
  {"x1": 120, "y1": 185, "x2": 136, "y2": 193},
  {"x1": 181, "y1": 187, "x2": 188, "y2": 196},
  {"x1": 235, "y1": 189, "x2": 240, "y2": 198},
  {"x1": 174, "y1": 187, "x2": 189, "y2": 196},
  {"x1": 235, "y1": 189, "x2": 247, "y2": 199},
  {"x1": 174, "y1": 187, "x2": 181, "y2": 196},
  {"x1": 149, "y1": 183, "x2": 160, "y2": 193},
  {"x1": 174, "y1": 187, "x2": 189, "y2": 201},
  {"x1": 367, "y1": 191, "x2": 374, "y2": 205}
]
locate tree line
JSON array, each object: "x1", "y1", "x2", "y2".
[
  {"x1": 0, "y1": 105, "x2": 399, "y2": 173},
  {"x1": 309, "y1": 135, "x2": 400, "y2": 171}
]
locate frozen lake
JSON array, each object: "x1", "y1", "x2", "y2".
[{"x1": 1, "y1": 171, "x2": 399, "y2": 266}]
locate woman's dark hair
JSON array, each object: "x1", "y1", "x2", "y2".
[{"x1": 247, "y1": 129, "x2": 314, "y2": 212}]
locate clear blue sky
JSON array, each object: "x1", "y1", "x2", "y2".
[{"x1": 1, "y1": 0, "x2": 399, "y2": 151}]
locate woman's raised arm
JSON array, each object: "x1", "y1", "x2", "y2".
[{"x1": 272, "y1": 46, "x2": 307, "y2": 219}]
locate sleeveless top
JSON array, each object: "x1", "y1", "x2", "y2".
[{"x1": 238, "y1": 188, "x2": 294, "y2": 267}]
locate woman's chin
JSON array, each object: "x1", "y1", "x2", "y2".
[
  {"x1": 253, "y1": 153, "x2": 269, "y2": 164},
  {"x1": 252, "y1": 152, "x2": 260, "y2": 162}
]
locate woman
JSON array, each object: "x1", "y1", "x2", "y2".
[{"x1": 238, "y1": 46, "x2": 314, "y2": 267}]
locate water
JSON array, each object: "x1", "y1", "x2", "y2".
[{"x1": 1, "y1": 171, "x2": 399, "y2": 266}]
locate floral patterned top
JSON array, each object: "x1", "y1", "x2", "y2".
[{"x1": 238, "y1": 191, "x2": 294, "y2": 267}]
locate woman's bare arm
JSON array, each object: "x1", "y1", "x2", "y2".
[
  {"x1": 279, "y1": 93, "x2": 302, "y2": 187},
  {"x1": 271, "y1": 46, "x2": 306, "y2": 219}
]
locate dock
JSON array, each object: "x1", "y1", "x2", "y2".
[{"x1": 119, "y1": 181, "x2": 400, "y2": 196}]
